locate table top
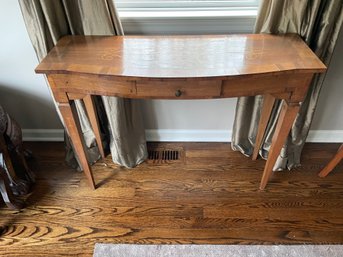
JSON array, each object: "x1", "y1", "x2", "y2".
[{"x1": 36, "y1": 34, "x2": 326, "y2": 79}]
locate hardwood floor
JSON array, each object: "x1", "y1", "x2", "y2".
[{"x1": 0, "y1": 142, "x2": 343, "y2": 256}]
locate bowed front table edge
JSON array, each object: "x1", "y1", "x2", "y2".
[{"x1": 35, "y1": 34, "x2": 326, "y2": 190}]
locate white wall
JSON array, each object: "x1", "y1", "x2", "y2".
[
  {"x1": 0, "y1": 0, "x2": 342, "y2": 142},
  {"x1": 0, "y1": 1, "x2": 61, "y2": 131},
  {"x1": 311, "y1": 28, "x2": 343, "y2": 130}
]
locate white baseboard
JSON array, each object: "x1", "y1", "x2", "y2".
[
  {"x1": 22, "y1": 129, "x2": 343, "y2": 143},
  {"x1": 23, "y1": 129, "x2": 64, "y2": 142},
  {"x1": 145, "y1": 129, "x2": 231, "y2": 142},
  {"x1": 306, "y1": 130, "x2": 343, "y2": 143}
]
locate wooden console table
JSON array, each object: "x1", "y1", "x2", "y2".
[{"x1": 35, "y1": 34, "x2": 326, "y2": 190}]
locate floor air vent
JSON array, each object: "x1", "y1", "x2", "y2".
[{"x1": 146, "y1": 147, "x2": 184, "y2": 164}]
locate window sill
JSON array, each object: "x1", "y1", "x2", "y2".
[
  {"x1": 118, "y1": 8, "x2": 257, "y2": 35},
  {"x1": 119, "y1": 8, "x2": 257, "y2": 18}
]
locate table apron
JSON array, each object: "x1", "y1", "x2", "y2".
[{"x1": 48, "y1": 73, "x2": 313, "y2": 103}]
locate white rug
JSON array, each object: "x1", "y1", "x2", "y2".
[{"x1": 94, "y1": 244, "x2": 343, "y2": 257}]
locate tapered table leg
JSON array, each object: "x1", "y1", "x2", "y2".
[
  {"x1": 58, "y1": 101, "x2": 96, "y2": 189},
  {"x1": 252, "y1": 94, "x2": 276, "y2": 160},
  {"x1": 259, "y1": 101, "x2": 300, "y2": 190},
  {"x1": 83, "y1": 95, "x2": 105, "y2": 158},
  {"x1": 318, "y1": 144, "x2": 343, "y2": 177}
]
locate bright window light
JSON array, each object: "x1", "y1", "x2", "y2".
[{"x1": 115, "y1": 0, "x2": 260, "y2": 10}]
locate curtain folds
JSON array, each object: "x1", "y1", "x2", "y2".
[
  {"x1": 19, "y1": 0, "x2": 148, "y2": 168},
  {"x1": 232, "y1": 0, "x2": 343, "y2": 170}
]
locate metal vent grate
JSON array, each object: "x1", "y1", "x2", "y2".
[
  {"x1": 148, "y1": 150, "x2": 179, "y2": 161},
  {"x1": 146, "y1": 147, "x2": 184, "y2": 164}
]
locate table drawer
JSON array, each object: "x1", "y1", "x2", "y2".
[{"x1": 136, "y1": 80, "x2": 222, "y2": 99}]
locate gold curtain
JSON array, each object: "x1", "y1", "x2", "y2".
[
  {"x1": 19, "y1": 0, "x2": 147, "y2": 168},
  {"x1": 232, "y1": 0, "x2": 343, "y2": 170}
]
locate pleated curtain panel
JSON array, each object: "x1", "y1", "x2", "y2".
[
  {"x1": 19, "y1": 0, "x2": 148, "y2": 169},
  {"x1": 19, "y1": 0, "x2": 343, "y2": 173},
  {"x1": 232, "y1": 0, "x2": 343, "y2": 171}
]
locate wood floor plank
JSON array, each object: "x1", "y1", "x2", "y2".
[{"x1": 0, "y1": 142, "x2": 342, "y2": 256}]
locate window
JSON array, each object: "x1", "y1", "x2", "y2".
[
  {"x1": 116, "y1": 0, "x2": 259, "y2": 18},
  {"x1": 115, "y1": 0, "x2": 259, "y2": 10},
  {"x1": 115, "y1": 0, "x2": 259, "y2": 35}
]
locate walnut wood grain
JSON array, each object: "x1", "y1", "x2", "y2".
[{"x1": 35, "y1": 34, "x2": 326, "y2": 190}]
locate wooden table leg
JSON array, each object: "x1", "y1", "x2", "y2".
[
  {"x1": 252, "y1": 94, "x2": 276, "y2": 160},
  {"x1": 318, "y1": 144, "x2": 343, "y2": 177},
  {"x1": 259, "y1": 100, "x2": 300, "y2": 190},
  {"x1": 83, "y1": 95, "x2": 105, "y2": 158},
  {"x1": 58, "y1": 101, "x2": 96, "y2": 189}
]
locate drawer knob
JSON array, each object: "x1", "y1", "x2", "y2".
[{"x1": 175, "y1": 90, "x2": 182, "y2": 97}]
